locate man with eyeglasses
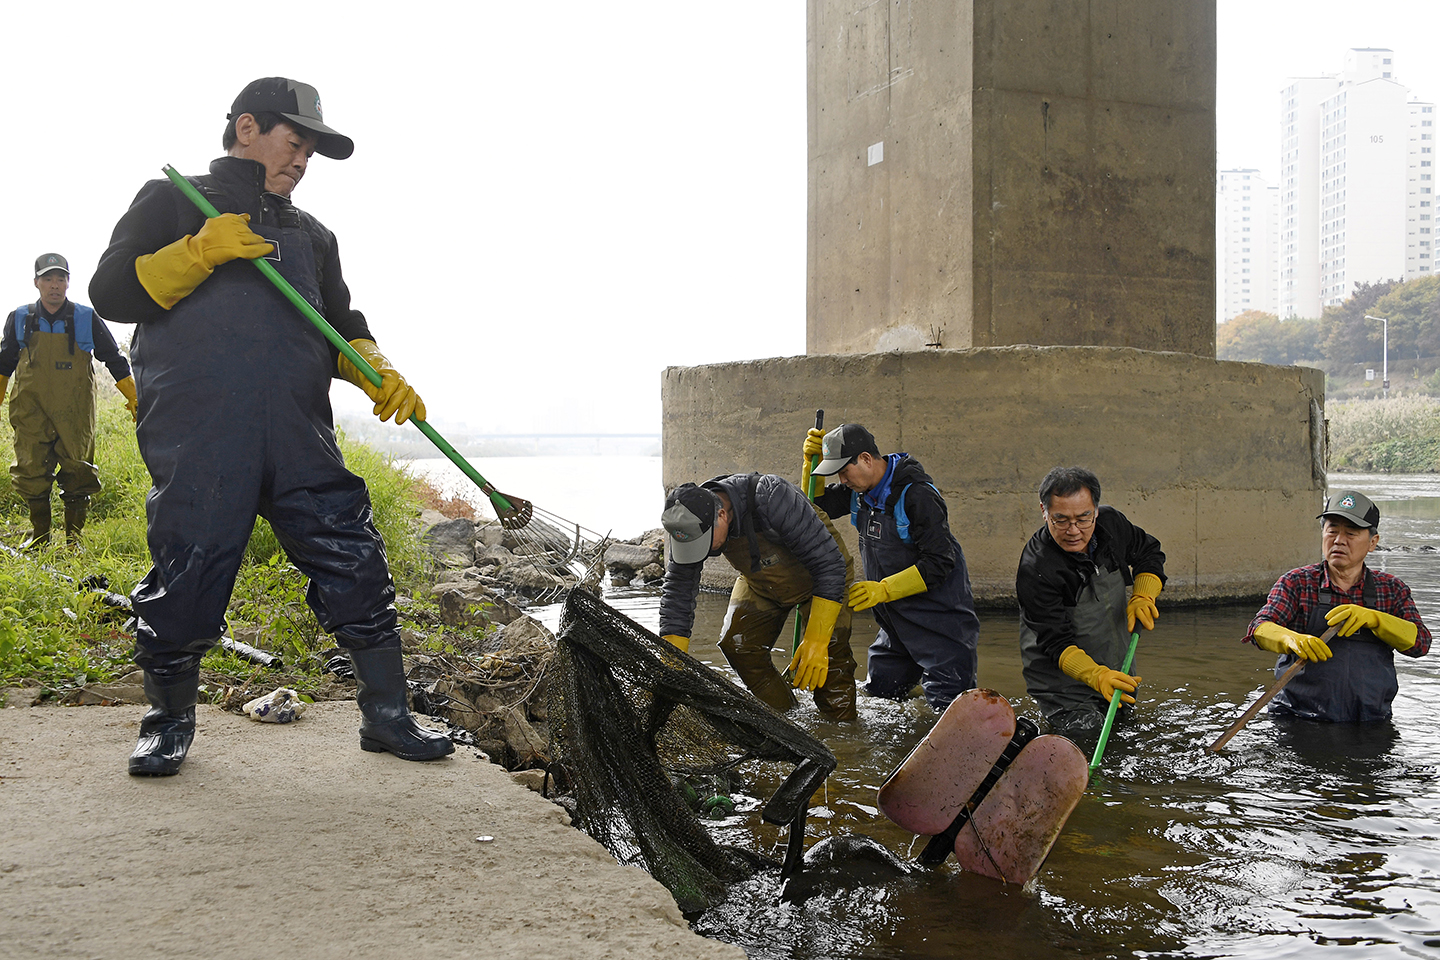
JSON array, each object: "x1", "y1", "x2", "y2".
[
  {"x1": 804, "y1": 423, "x2": 980, "y2": 711},
  {"x1": 1244, "y1": 490, "x2": 1429, "y2": 722},
  {"x1": 1016, "y1": 466, "x2": 1165, "y2": 741}
]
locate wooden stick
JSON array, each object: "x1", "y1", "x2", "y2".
[{"x1": 1207, "y1": 625, "x2": 1339, "y2": 753}]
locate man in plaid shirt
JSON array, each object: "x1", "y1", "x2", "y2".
[{"x1": 1246, "y1": 489, "x2": 1430, "y2": 722}]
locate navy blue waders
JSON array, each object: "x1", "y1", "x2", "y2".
[
  {"x1": 1272, "y1": 573, "x2": 1398, "y2": 722},
  {"x1": 128, "y1": 198, "x2": 398, "y2": 672}
]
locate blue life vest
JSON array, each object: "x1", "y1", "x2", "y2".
[
  {"x1": 14, "y1": 304, "x2": 96, "y2": 355},
  {"x1": 850, "y1": 482, "x2": 941, "y2": 545}
]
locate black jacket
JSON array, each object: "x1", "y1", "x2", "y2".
[
  {"x1": 1016, "y1": 505, "x2": 1166, "y2": 662},
  {"x1": 658, "y1": 473, "x2": 847, "y2": 639},
  {"x1": 815, "y1": 455, "x2": 955, "y2": 587},
  {"x1": 89, "y1": 156, "x2": 372, "y2": 363}
]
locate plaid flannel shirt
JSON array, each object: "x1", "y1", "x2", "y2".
[{"x1": 1246, "y1": 562, "x2": 1431, "y2": 657}]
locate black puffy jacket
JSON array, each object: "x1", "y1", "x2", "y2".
[{"x1": 658, "y1": 473, "x2": 847, "y2": 639}]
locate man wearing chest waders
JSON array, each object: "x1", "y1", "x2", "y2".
[
  {"x1": 1016, "y1": 466, "x2": 1166, "y2": 743},
  {"x1": 804, "y1": 423, "x2": 981, "y2": 712},
  {"x1": 1245, "y1": 490, "x2": 1430, "y2": 722},
  {"x1": 1, "y1": 254, "x2": 137, "y2": 546},
  {"x1": 90, "y1": 77, "x2": 452, "y2": 775},
  {"x1": 658, "y1": 474, "x2": 858, "y2": 720}
]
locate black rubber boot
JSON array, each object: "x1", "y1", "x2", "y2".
[
  {"x1": 20, "y1": 497, "x2": 50, "y2": 549},
  {"x1": 63, "y1": 496, "x2": 88, "y2": 544},
  {"x1": 129, "y1": 666, "x2": 199, "y2": 776},
  {"x1": 351, "y1": 643, "x2": 454, "y2": 761}
]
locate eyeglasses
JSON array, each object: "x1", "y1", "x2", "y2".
[{"x1": 1046, "y1": 511, "x2": 1096, "y2": 531}]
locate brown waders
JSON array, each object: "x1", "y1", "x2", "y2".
[
  {"x1": 718, "y1": 506, "x2": 858, "y2": 721},
  {"x1": 9, "y1": 327, "x2": 99, "y2": 544}
]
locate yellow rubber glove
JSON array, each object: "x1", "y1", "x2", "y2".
[
  {"x1": 662, "y1": 635, "x2": 691, "y2": 653},
  {"x1": 0, "y1": 373, "x2": 8, "y2": 405},
  {"x1": 1325, "y1": 604, "x2": 1418, "y2": 652},
  {"x1": 134, "y1": 213, "x2": 274, "y2": 309},
  {"x1": 1252, "y1": 621, "x2": 1333, "y2": 662},
  {"x1": 1126, "y1": 572, "x2": 1163, "y2": 632},
  {"x1": 115, "y1": 376, "x2": 138, "y2": 422},
  {"x1": 336, "y1": 340, "x2": 427, "y2": 425},
  {"x1": 848, "y1": 565, "x2": 928, "y2": 612},
  {"x1": 800, "y1": 427, "x2": 825, "y2": 498},
  {"x1": 789, "y1": 596, "x2": 842, "y2": 691},
  {"x1": 1058, "y1": 645, "x2": 1142, "y2": 705}
]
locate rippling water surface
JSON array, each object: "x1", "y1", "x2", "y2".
[{"x1": 536, "y1": 472, "x2": 1440, "y2": 958}]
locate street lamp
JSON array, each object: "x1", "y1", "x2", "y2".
[{"x1": 1364, "y1": 314, "x2": 1390, "y2": 398}]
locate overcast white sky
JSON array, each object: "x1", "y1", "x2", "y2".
[{"x1": 3, "y1": 2, "x2": 1436, "y2": 437}]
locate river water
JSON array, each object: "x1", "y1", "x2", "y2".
[{"x1": 410, "y1": 457, "x2": 1440, "y2": 958}]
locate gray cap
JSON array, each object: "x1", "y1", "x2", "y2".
[
  {"x1": 229, "y1": 77, "x2": 354, "y2": 160},
  {"x1": 812, "y1": 423, "x2": 879, "y2": 477},
  {"x1": 662, "y1": 483, "x2": 721, "y2": 565},
  {"x1": 1319, "y1": 489, "x2": 1380, "y2": 530},
  {"x1": 34, "y1": 253, "x2": 68, "y2": 277}
]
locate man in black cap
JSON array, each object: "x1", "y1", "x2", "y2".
[
  {"x1": 91, "y1": 78, "x2": 450, "y2": 775},
  {"x1": 1015, "y1": 466, "x2": 1165, "y2": 744},
  {"x1": 658, "y1": 474, "x2": 858, "y2": 720},
  {"x1": 1246, "y1": 489, "x2": 1430, "y2": 722},
  {"x1": 1, "y1": 253, "x2": 137, "y2": 546},
  {"x1": 803, "y1": 423, "x2": 980, "y2": 712}
]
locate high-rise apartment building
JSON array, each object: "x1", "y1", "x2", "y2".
[
  {"x1": 1272, "y1": 49, "x2": 1435, "y2": 317},
  {"x1": 1279, "y1": 77, "x2": 1334, "y2": 318},
  {"x1": 1407, "y1": 98, "x2": 1436, "y2": 278},
  {"x1": 1219, "y1": 169, "x2": 1279, "y2": 319}
]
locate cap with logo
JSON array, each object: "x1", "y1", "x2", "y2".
[
  {"x1": 811, "y1": 423, "x2": 879, "y2": 477},
  {"x1": 34, "y1": 253, "x2": 69, "y2": 277},
  {"x1": 229, "y1": 77, "x2": 354, "y2": 160},
  {"x1": 1318, "y1": 489, "x2": 1380, "y2": 530},
  {"x1": 662, "y1": 483, "x2": 722, "y2": 565}
]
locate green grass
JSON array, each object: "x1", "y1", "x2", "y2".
[
  {"x1": 0, "y1": 394, "x2": 469, "y2": 696},
  {"x1": 1328, "y1": 396, "x2": 1440, "y2": 473}
]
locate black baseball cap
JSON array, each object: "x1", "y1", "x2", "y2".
[
  {"x1": 34, "y1": 253, "x2": 69, "y2": 277},
  {"x1": 1319, "y1": 490, "x2": 1380, "y2": 531},
  {"x1": 229, "y1": 77, "x2": 354, "y2": 160},
  {"x1": 662, "y1": 483, "x2": 722, "y2": 565},
  {"x1": 812, "y1": 423, "x2": 880, "y2": 477}
]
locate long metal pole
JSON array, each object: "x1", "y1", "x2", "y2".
[
  {"x1": 160, "y1": 165, "x2": 519, "y2": 517},
  {"x1": 1365, "y1": 314, "x2": 1390, "y2": 399}
]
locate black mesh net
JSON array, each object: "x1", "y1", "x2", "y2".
[{"x1": 551, "y1": 587, "x2": 836, "y2": 913}]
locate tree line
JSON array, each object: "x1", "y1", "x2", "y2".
[{"x1": 1217, "y1": 275, "x2": 1440, "y2": 368}]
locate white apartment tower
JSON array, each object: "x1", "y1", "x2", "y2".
[
  {"x1": 1280, "y1": 77, "x2": 1333, "y2": 318},
  {"x1": 1406, "y1": 98, "x2": 1436, "y2": 277},
  {"x1": 1219, "y1": 169, "x2": 1279, "y2": 319},
  {"x1": 1279, "y1": 49, "x2": 1433, "y2": 316}
]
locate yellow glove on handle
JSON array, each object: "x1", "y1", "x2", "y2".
[
  {"x1": 1126, "y1": 571, "x2": 1163, "y2": 632},
  {"x1": 848, "y1": 565, "x2": 928, "y2": 612},
  {"x1": 1325, "y1": 604, "x2": 1418, "y2": 652},
  {"x1": 0, "y1": 373, "x2": 8, "y2": 405},
  {"x1": 115, "y1": 376, "x2": 139, "y2": 422},
  {"x1": 1058, "y1": 645, "x2": 1142, "y2": 705},
  {"x1": 662, "y1": 635, "x2": 691, "y2": 653},
  {"x1": 789, "y1": 596, "x2": 842, "y2": 691},
  {"x1": 337, "y1": 340, "x2": 427, "y2": 425},
  {"x1": 1252, "y1": 621, "x2": 1333, "y2": 661},
  {"x1": 134, "y1": 213, "x2": 274, "y2": 309},
  {"x1": 801, "y1": 428, "x2": 825, "y2": 497}
]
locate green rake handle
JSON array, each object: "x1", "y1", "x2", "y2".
[
  {"x1": 792, "y1": 409, "x2": 824, "y2": 656},
  {"x1": 1088, "y1": 630, "x2": 1140, "y2": 776},
  {"x1": 161, "y1": 165, "x2": 526, "y2": 524}
]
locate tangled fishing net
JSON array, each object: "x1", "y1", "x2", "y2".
[{"x1": 550, "y1": 587, "x2": 836, "y2": 913}]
